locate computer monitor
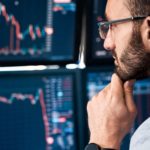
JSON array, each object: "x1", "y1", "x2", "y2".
[
  {"x1": 0, "y1": 69, "x2": 84, "y2": 150},
  {"x1": 85, "y1": 0, "x2": 113, "y2": 66},
  {"x1": 84, "y1": 67, "x2": 150, "y2": 150},
  {"x1": 0, "y1": 0, "x2": 83, "y2": 66}
]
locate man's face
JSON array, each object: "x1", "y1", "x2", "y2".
[{"x1": 104, "y1": 0, "x2": 150, "y2": 81}]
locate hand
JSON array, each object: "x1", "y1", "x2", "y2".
[{"x1": 87, "y1": 74, "x2": 137, "y2": 150}]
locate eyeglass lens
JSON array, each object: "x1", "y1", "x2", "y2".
[{"x1": 99, "y1": 23, "x2": 109, "y2": 39}]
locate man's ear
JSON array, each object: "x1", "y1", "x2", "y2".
[
  {"x1": 141, "y1": 16, "x2": 150, "y2": 52},
  {"x1": 147, "y1": 19, "x2": 150, "y2": 39}
]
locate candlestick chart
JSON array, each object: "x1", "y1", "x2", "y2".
[
  {"x1": 0, "y1": 72, "x2": 76, "y2": 150},
  {"x1": 0, "y1": 0, "x2": 77, "y2": 63}
]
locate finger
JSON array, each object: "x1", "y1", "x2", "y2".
[
  {"x1": 124, "y1": 80, "x2": 137, "y2": 113},
  {"x1": 103, "y1": 83, "x2": 111, "y2": 92},
  {"x1": 110, "y1": 73, "x2": 124, "y2": 99},
  {"x1": 94, "y1": 84, "x2": 110, "y2": 101}
]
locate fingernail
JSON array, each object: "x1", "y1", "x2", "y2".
[{"x1": 126, "y1": 80, "x2": 136, "y2": 87}]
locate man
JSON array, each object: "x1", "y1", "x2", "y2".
[{"x1": 85, "y1": 0, "x2": 150, "y2": 150}]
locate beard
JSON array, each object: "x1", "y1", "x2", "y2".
[{"x1": 114, "y1": 26, "x2": 150, "y2": 82}]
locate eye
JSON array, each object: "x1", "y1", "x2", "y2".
[{"x1": 102, "y1": 24, "x2": 109, "y2": 31}]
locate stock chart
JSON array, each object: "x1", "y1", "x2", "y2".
[
  {"x1": 0, "y1": 0, "x2": 77, "y2": 63},
  {"x1": 0, "y1": 72, "x2": 76, "y2": 150}
]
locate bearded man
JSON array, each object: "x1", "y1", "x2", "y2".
[{"x1": 85, "y1": 0, "x2": 150, "y2": 150}]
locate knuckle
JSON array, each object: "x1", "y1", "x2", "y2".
[
  {"x1": 98, "y1": 89, "x2": 106, "y2": 98},
  {"x1": 97, "y1": 91, "x2": 102, "y2": 98},
  {"x1": 87, "y1": 101, "x2": 92, "y2": 111},
  {"x1": 90, "y1": 93, "x2": 99, "y2": 101},
  {"x1": 92, "y1": 94, "x2": 98, "y2": 100},
  {"x1": 125, "y1": 88, "x2": 134, "y2": 94},
  {"x1": 92, "y1": 92, "x2": 102, "y2": 101},
  {"x1": 130, "y1": 107, "x2": 137, "y2": 117}
]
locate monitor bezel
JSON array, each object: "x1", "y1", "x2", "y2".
[
  {"x1": 0, "y1": 68, "x2": 84, "y2": 149},
  {"x1": 0, "y1": 0, "x2": 84, "y2": 66}
]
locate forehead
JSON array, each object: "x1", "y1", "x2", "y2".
[{"x1": 105, "y1": 0, "x2": 131, "y2": 20}]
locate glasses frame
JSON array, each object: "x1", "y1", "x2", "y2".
[{"x1": 98, "y1": 16, "x2": 149, "y2": 39}]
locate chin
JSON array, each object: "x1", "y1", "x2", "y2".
[{"x1": 115, "y1": 66, "x2": 150, "y2": 82}]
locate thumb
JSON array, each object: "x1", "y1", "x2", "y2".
[{"x1": 124, "y1": 80, "x2": 136, "y2": 112}]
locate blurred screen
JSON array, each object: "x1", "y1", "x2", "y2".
[
  {"x1": 0, "y1": 70, "x2": 77, "y2": 150},
  {"x1": 86, "y1": 0, "x2": 112, "y2": 65},
  {"x1": 0, "y1": 0, "x2": 78, "y2": 64}
]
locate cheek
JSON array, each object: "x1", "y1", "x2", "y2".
[{"x1": 114, "y1": 24, "x2": 133, "y2": 60}]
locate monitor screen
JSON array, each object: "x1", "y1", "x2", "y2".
[
  {"x1": 0, "y1": 0, "x2": 82, "y2": 65},
  {"x1": 85, "y1": 68, "x2": 150, "y2": 150},
  {"x1": 0, "y1": 69, "x2": 79, "y2": 150},
  {"x1": 85, "y1": 0, "x2": 113, "y2": 66}
]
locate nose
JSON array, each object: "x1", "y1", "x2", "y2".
[{"x1": 103, "y1": 30, "x2": 115, "y2": 51}]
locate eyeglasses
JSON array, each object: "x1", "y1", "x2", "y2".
[{"x1": 98, "y1": 16, "x2": 148, "y2": 40}]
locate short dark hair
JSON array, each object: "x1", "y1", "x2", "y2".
[
  {"x1": 125, "y1": 0, "x2": 150, "y2": 27},
  {"x1": 125, "y1": 0, "x2": 150, "y2": 16}
]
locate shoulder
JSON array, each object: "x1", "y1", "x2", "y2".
[{"x1": 130, "y1": 118, "x2": 150, "y2": 150}]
